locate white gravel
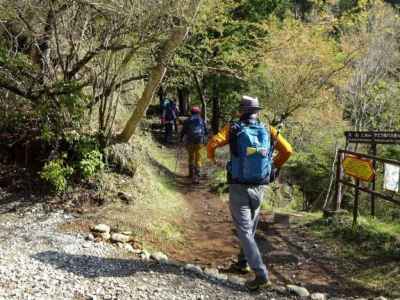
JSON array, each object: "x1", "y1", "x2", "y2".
[{"x1": 0, "y1": 203, "x2": 290, "y2": 300}]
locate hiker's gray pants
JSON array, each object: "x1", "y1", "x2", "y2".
[{"x1": 229, "y1": 184, "x2": 268, "y2": 279}]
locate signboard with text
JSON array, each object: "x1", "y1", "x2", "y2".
[
  {"x1": 343, "y1": 155, "x2": 375, "y2": 182},
  {"x1": 345, "y1": 131, "x2": 400, "y2": 144}
]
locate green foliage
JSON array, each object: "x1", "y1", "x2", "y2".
[
  {"x1": 309, "y1": 214, "x2": 400, "y2": 257},
  {"x1": 79, "y1": 150, "x2": 104, "y2": 179},
  {"x1": 286, "y1": 150, "x2": 331, "y2": 206},
  {"x1": 68, "y1": 134, "x2": 105, "y2": 179},
  {"x1": 39, "y1": 134, "x2": 105, "y2": 191},
  {"x1": 233, "y1": 0, "x2": 292, "y2": 21},
  {"x1": 382, "y1": 146, "x2": 400, "y2": 162},
  {"x1": 0, "y1": 47, "x2": 35, "y2": 71},
  {"x1": 40, "y1": 157, "x2": 74, "y2": 193}
]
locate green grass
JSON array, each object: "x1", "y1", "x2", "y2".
[
  {"x1": 88, "y1": 133, "x2": 189, "y2": 252},
  {"x1": 305, "y1": 213, "x2": 400, "y2": 297},
  {"x1": 308, "y1": 214, "x2": 400, "y2": 257}
]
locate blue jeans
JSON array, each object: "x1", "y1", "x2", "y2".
[{"x1": 229, "y1": 184, "x2": 268, "y2": 279}]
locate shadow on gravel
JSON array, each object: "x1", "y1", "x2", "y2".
[{"x1": 32, "y1": 251, "x2": 246, "y2": 292}]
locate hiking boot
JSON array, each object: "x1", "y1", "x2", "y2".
[
  {"x1": 228, "y1": 262, "x2": 251, "y2": 274},
  {"x1": 245, "y1": 276, "x2": 271, "y2": 291}
]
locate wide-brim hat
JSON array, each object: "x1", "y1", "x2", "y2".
[{"x1": 239, "y1": 95, "x2": 262, "y2": 112}]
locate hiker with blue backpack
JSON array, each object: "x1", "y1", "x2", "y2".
[
  {"x1": 161, "y1": 98, "x2": 179, "y2": 143},
  {"x1": 180, "y1": 106, "x2": 208, "y2": 184},
  {"x1": 207, "y1": 96, "x2": 293, "y2": 291}
]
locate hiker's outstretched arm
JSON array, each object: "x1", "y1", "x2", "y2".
[
  {"x1": 207, "y1": 124, "x2": 230, "y2": 161},
  {"x1": 270, "y1": 126, "x2": 293, "y2": 167}
]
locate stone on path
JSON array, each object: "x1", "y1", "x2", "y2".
[
  {"x1": 272, "y1": 285, "x2": 287, "y2": 294},
  {"x1": 86, "y1": 233, "x2": 96, "y2": 242},
  {"x1": 99, "y1": 232, "x2": 111, "y2": 241},
  {"x1": 204, "y1": 268, "x2": 219, "y2": 277},
  {"x1": 92, "y1": 224, "x2": 110, "y2": 233},
  {"x1": 287, "y1": 285, "x2": 310, "y2": 298},
  {"x1": 121, "y1": 243, "x2": 134, "y2": 252},
  {"x1": 110, "y1": 233, "x2": 132, "y2": 243},
  {"x1": 151, "y1": 252, "x2": 168, "y2": 263},
  {"x1": 227, "y1": 275, "x2": 245, "y2": 286},
  {"x1": 184, "y1": 264, "x2": 203, "y2": 274},
  {"x1": 311, "y1": 292, "x2": 327, "y2": 300},
  {"x1": 140, "y1": 250, "x2": 151, "y2": 261},
  {"x1": 204, "y1": 268, "x2": 227, "y2": 281}
]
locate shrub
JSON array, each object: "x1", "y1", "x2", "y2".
[
  {"x1": 79, "y1": 149, "x2": 104, "y2": 179},
  {"x1": 40, "y1": 158, "x2": 74, "y2": 192}
]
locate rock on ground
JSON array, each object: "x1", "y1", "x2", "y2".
[
  {"x1": 92, "y1": 224, "x2": 110, "y2": 233},
  {"x1": 110, "y1": 233, "x2": 132, "y2": 243},
  {"x1": 287, "y1": 285, "x2": 310, "y2": 298},
  {"x1": 311, "y1": 293, "x2": 327, "y2": 300}
]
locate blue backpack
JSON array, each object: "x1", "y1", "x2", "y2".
[
  {"x1": 227, "y1": 121, "x2": 273, "y2": 184},
  {"x1": 185, "y1": 115, "x2": 206, "y2": 144}
]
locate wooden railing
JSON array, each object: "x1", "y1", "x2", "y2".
[{"x1": 334, "y1": 149, "x2": 400, "y2": 225}]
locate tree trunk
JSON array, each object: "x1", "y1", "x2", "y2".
[
  {"x1": 177, "y1": 87, "x2": 189, "y2": 116},
  {"x1": 118, "y1": 27, "x2": 189, "y2": 142},
  {"x1": 193, "y1": 72, "x2": 207, "y2": 123},
  {"x1": 158, "y1": 86, "x2": 165, "y2": 114},
  {"x1": 211, "y1": 77, "x2": 220, "y2": 134}
]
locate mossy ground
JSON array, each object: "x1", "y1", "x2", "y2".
[{"x1": 84, "y1": 132, "x2": 189, "y2": 252}]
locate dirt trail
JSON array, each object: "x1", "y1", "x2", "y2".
[
  {"x1": 161, "y1": 147, "x2": 378, "y2": 298},
  {"x1": 167, "y1": 173, "x2": 238, "y2": 268}
]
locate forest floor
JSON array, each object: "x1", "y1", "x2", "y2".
[{"x1": 0, "y1": 124, "x2": 396, "y2": 299}]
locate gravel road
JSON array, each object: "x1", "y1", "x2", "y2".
[{"x1": 0, "y1": 203, "x2": 290, "y2": 300}]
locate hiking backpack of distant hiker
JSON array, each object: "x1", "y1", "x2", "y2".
[
  {"x1": 185, "y1": 115, "x2": 206, "y2": 144},
  {"x1": 228, "y1": 121, "x2": 273, "y2": 184}
]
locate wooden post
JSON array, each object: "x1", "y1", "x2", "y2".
[
  {"x1": 334, "y1": 151, "x2": 344, "y2": 211},
  {"x1": 353, "y1": 179, "x2": 360, "y2": 227},
  {"x1": 371, "y1": 142, "x2": 377, "y2": 217}
]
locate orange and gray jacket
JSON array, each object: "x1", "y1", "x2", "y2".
[{"x1": 207, "y1": 123, "x2": 293, "y2": 168}]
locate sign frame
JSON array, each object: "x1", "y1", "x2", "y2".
[{"x1": 345, "y1": 131, "x2": 400, "y2": 144}]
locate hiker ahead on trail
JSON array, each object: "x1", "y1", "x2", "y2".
[
  {"x1": 207, "y1": 96, "x2": 293, "y2": 291},
  {"x1": 180, "y1": 106, "x2": 208, "y2": 184},
  {"x1": 161, "y1": 98, "x2": 179, "y2": 143}
]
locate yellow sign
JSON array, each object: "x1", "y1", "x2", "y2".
[{"x1": 343, "y1": 155, "x2": 375, "y2": 182}]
